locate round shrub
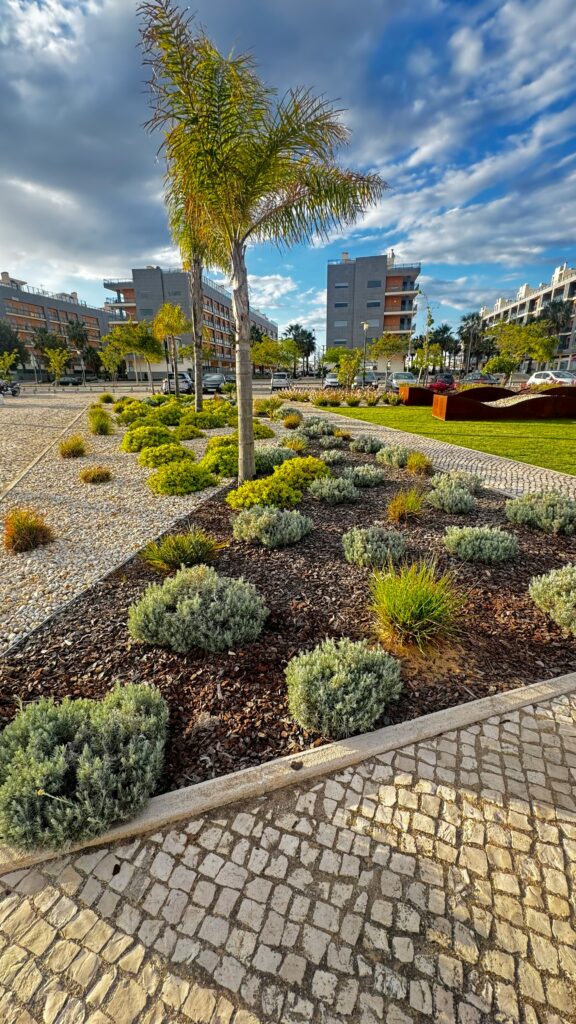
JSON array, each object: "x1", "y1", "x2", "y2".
[
  {"x1": 309, "y1": 476, "x2": 360, "y2": 504},
  {"x1": 252, "y1": 420, "x2": 275, "y2": 439},
  {"x1": 147, "y1": 461, "x2": 217, "y2": 495},
  {"x1": 0, "y1": 684, "x2": 168, "y2": 850},
  {"x1": 371, "y1": 561, "x2": 465, "y2": 649},
  {"x1": 232, "y1": 505, "x2": 313, "y2": 548},
  {"x1": 88, "y1": 408, "x2": 114, "y2": 436},
  {"x1": 199, "y1": 444, "x2": 238, "y2": 477},
  {"x1": 273, "y1": 456, "x2": 331, "y2": 489},
  {"x1": 254, "y1": 447, "x2": 297, "y2": 476},
  {"x1": 345, "y1": 394, "x2": 361, "y2": 407},
  {"x1": 59, "y1": 435, "x2": 86, "y2": 459},
  {"x1": 205, "y1": 434, "x2": 238, "y2": 452},
  {"x1": 406, "y1": 452, "x2": 433, "y2": 477},
  {"x1": 283, "y1": 412, "x2": 302, "y2": 430},
  {"x1": 149, "y1": 402, "x2": 184, "y2": 426},
  {"x1": 145, "y1": 394, "x2": 170, "y2": 406},
  {"x1": 99, "y1": 392, "x2": 114, "y2": 403},
  {"x1": 444, "y1": 526, "x2": 518, "y2": 564},
  {"x1": 116, "y1": 402, "x2": 151, "y2": 425},
  {"x1": 143, "y1": 529, "x2": 224, "y2": 572},
  {"x1": 285, "y1": 637, "x2": 402, "y2": 739},
  {"x1": 128, "y1": 565, "x2": 268, "y2": 653},
  {"x1": 121, "y1": 425, "x2": 173, "y2": 453},
  {"x1": 3, "y1": 507, "x2": 54, "y2": 554},
  {"x1": 138, "y1": 443, "x2": 195, "y2": 469},
  {"x1": 320, "y1": 449, "x2": 346, "y2": 466},
  {"x1": 428, "y1": 479, "x2": 475, "y2": 515},
  {"x1": 334, "y1": 429, "x2": 352, "y2": 440},
  {"x1": 349, "y1": 435, "x2": 383, "y2": 454},
  {"x1": 342, "y1": 526, "x2": 406, "y2": 567},
  {"x1": 299, "y1": 417, "x2": 336, "y2": 438},
  {"x1": 318, "y1": 435, "x2": 345, "y2": 449},
  {"x1": 505, "y1": 492, "x2": 576, "y2": 535},
  {"x1": 342, "y1": 465, "x2": 387, "y2": 488},
  {"x1": 174, "y1": 422, "x2": 206, "y2": 441},
  {"x1": 529, "y1": 564, "x2": 576, "y2": 635},
  {"x1": 79, "y1": 466, "x2": 112, "y2": 484},
  {"x1": 180, "y1": 409, "x2": 230, "y2": 430},
  {"x1": 283, "y1": 436, "x2": 308, "y2": 453},
  {"x1": 226, "y1": 476, "x2": 302, "y2": 510},
  {"x1": 376, "y1": 444, "x2": 410, "y2": 468},
  {"x1": 387, "y1": 488, "x2": 424, "y2": 523},
  {"x1": 442, "y1": 470, "x2": 481, "y2": 494}
]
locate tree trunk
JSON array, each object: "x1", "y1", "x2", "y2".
[
  {"x1": 231, "y1": 240, "x2": 255, "y2": 482},
  {"x1": 172, "y1": 336, "x2": 180, "y2": 399},
  {"x1": 146, "y1": 359, "x2": 155, "y2": 394},
  {"x1": 190, "y1": 256, "x2": 204, "y2": 412}
]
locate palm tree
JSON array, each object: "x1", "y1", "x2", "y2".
[
  {"x1": 284, "y1": 323, "x2": 316, "y2": 374},
  {"x1": 539, "y1": 299, "x2": 574, "y2": 360},
  {"x1": 458, "y1": 312, "x2": 485, "y2": 372},
  {"x1": 430, "y1": 323, "x2": 458, "y2": 369},
  {"x1": 139, "y1": 0, "x2": 385, "y2": 480}
]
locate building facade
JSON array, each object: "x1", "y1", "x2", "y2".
[
  {"x1": 480, "y1": 264, "x2": 576, "y2": 370},
  {"x1": 0, "y1": 270, "x2": 110, "y2": 375},
  {"x1": 104, "y1": 266, "x2": 278, "y2": 378},
  {"x1": 326, "y1": 251, "x2": 420, "y2": 368}
]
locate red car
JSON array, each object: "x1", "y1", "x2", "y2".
[{"x1": 427, "y1": 374, "x2": 455, "y2": 394}]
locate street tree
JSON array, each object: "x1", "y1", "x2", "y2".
[
  {"x1": 336, "y1": 350, "x2": 362, "y2": 388},
  {"x1": 44, "y1": 347, "x2": 70, "y2": 383},
  {"x1": 0, "y1": 321, "x2": 27, "y2": 369},
  {"x1": 0, "y1": 351, "x2": 17, "y2": 379},
  {"x1": 153, "y1": 303, "x2": 191, "y2": 398}
]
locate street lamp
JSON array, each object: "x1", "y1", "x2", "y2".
[{"x1": 360, "y1": 321, "x2": 369, "y2": 387}]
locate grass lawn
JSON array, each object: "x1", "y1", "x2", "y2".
[{"x1": 327, "y1": 406, "x2": 576, "y2": 475}]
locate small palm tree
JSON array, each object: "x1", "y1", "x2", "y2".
[
  {"x1": 153, "y1": 302, "x2": 191, "y2": 398},
  {"x1": 139, "y1": 0, "x2": 385, "y2": 480}
]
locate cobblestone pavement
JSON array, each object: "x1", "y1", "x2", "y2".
[
  {"x1": 302, "y1": 408, "x2": 576, "y2": 497},
  {"x1": 1, "y1": 691, "x2": 575, "y2": 1023}
]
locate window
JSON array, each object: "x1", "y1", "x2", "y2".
[
  {"x1": 367, "y1": 280, "x2": 381, "y2": 288},
  {"x1": 334, "y1": 302, "x2": 348, "y2": 308},
  {"x1": 168, "y1": 290, "x2": 182, "y2": 297},
  {"x1": 332, "y1": 339, "x2": 347, "y2": 346},
  {"x1": 365, "y1": 318, "x2": 379, "y2": 328},
  {"x1": 366, "y1": 301, "x2": 381, "y2": 308},
  {"x1": 333, "y1": 320, "x2": 348, "y2": 327},
  {"x1": 334, "y1": 282, "x2": 348, "y2": 289}
]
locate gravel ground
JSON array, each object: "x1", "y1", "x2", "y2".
[{"x1": 0, "y1": 394, "x2": 281, "y2": 653}]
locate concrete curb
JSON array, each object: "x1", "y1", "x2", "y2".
[{"x1": 2, "y1": 671, "x2": 575, "y2": 874}]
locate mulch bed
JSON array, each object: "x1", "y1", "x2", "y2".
[{"x1": 2, "y1": 442, "x2": 576, "y2": 793}]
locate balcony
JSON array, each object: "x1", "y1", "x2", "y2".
[
  {"x1": 385, "y1": 285, "x2": 419, "y2": 294},
  {"x1": 104, "y1": 279, "x2": 133, "y2": 291}
]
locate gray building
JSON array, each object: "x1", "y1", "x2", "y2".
[{"x1": 326, "y1": 251, "x2": 420, "y2": 354}]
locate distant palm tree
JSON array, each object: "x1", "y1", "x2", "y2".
[
  {"x1": 140, "y1": 0, "x2": 385, "y2": 480},
  {"x1": 458, "y1": 312, "x2": 494, "y2": 371},
  {"x1": 284, "y1": 323, "x2": 316, "y2": 373},
  {"x1": 539, "y1": 299, "x2": 574, "y2": 351},
  {"x1": 430, "y1": 323, "x2": 458, "y2": 369}
]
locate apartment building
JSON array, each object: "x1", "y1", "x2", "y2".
[
  {"x1": 0, "y1": 270, "x2": 110, "y2": 374},
  {"x1": 104, "y1": 266, "x2": 278, "y2": 377},
  {"x1": 480, "y1": 263, "x2": 576, "y2": 369},
  {"x1": 326, "y1": 251, "x2": 420, "y2": 369}
]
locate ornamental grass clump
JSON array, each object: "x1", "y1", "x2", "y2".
[
  {"x1": 345, "y1": 394, "x2": 361, "y2": 407},
  {"x1": 342, "y1": 465, "x2": 387, "y2": 488},
  {"x1": 285, "y1": 637, "x2": 402, "y2": 739},
  {"x1": 444, "y1": 526, "x2": 518, "y2": 564},
  {"x1": 529, "y1": 565, "x2": 576, "y2": 635},
  {"x1": 342, "y1": 526, "x2": 406, "y2": 568},
  {"x1": 0, "y1": 684, "x2": 168, "y2": 850},
  {"x1": 3, "y1": 508, "x2": 54, "y2": 554},
  {"x1": 147, "y1": 461, "x2": 216, "y2": 496},
  {"x1": 232, "y1": 505, "x2": 313, "y2": 548},
  {"x1": 273, "y1": 455, "x2": 330, "y2": 490},
  {"x1": 138, "y1": 443, "x2": 195, "y2": 469},
  {"x1": 143, "y1": 529, "x2": 225, "y2": 572},
  {"x1": 349, "y1": 435, "x2": 383, "y2": 454},
  {"x1": 121, "y1": 425, "x2": 173, "y2": 452},
  {"x1": 59, "y1": 435, "x2": 86, "y2": 459},
  {"x1": 128, "y1": 565, "x2": 268, "y2": 653},
  {"x1": 88, "y1": 407, "x2": 114, "y2": 436},
  {"x1": 386, "y1": 488, "x2": 424, "y2": 523},
  {"x1": 505, "y1": 492, "x2": 576, "y2": 535},
  {"x1": 283, "y1": 436, "x2": 308, "y2": 453},
  {"x1": 79, "y1": 466, "x2": 112, "y2": 484},
  {"x1": 309, "y1": 476, "x2": 360, "y2": 504},
  {"x1": 428, "y1": 478, "x2": 475, "y2": 515},
  {"x1": 406, "y1": 452, "x2": 434, "y2": 477},
  {"x1": 99, "y1": 392, "x2": 114, "y2": 403},
  {"x1": 226, "y1": 477, "x2": 302, "y2": 510},
  {"x1": 376, "y1": 444, "x2": 410, "y2": 468},
  {"x1": 371, "y1": 561, "x2": 465, "y2": 649},
  {"x1": 320, "y1": 448, "x2": 345, "y2": 466},
  {"x1": 283, "y1": 412, "x2": 302, "y2": 430}
]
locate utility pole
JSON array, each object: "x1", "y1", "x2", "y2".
[{"x1": 360, "y1": 321, "x2": 369, "y2": 387}]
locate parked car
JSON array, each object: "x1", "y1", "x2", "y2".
[
  {"x1": 270, "y1": 372, "x2": 291, "y2": 391},
  {"x1": 202, "y1": 373, "x2": 226, "y2": 393},
  {"x1": 460, "y1": 371, "x2": 498, "y2": 385},
  {"x1": 57, "y1": 376, "x2": 81, "y2": 386},
  {"x1": 526, "y1": 369, "x2": 576, "y2": 387},
  {"x1": 351, "y1": 370, "x2": 379, "y2": 390},
  {"x1": 428, "y1": 373, "x2": 455, "y2": 394},
  {"x1": 389, "y1": 371, "x2": 417, "y2": 392},
  {"x1": 224, "y1": 373, "x2": 236, "y2": 384},
  {"x1": 322, "y1": 373, "x2": 341, "y2": 389},
  {"x1": 162, "y1": 371, "x2": 194, "y2": 395}
]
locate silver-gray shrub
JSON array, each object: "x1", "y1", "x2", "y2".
[
  {"x1": 308, "y1": 476, "x2": 360, "y2": 504},
  {"x1": 318, "y1": 434, "x2": 345, "y2": 449},
  {"x1": 529, "y1": 564, "x2": 576, "y2": 634},
  {"x1": 376, "y1": 444, "x2": 410, "y2": 467},
  {"x1": 320, "y1": 449, "x2": 346, "y2": 466},
  {"x1": 349, "y1": 435, "x2": 383, "y2": 453},
  {"x1": 232, "y1": 505, "x2": 313, "y2": 548},
  {"x1": 286, "y1": 637, "x2": 402, "y2": 739},
  {"x1": 444, "y1": 526, "x2": 518, "y2": 564},
  {"x1": 299, "y1": 416, "x2": 336, "y2": 438},
  {"x1": 342, "y1": 465, "x2": 387, "y2": 488},
  {"x1": 342, "y1": 526, "x2": 406, "y2": 568},
  {"x1": 440, "y1": 470, "x2": 482, "y2": 494},
  {"x1": 128, "y1": 565, "x2": 268, "y2": 653},
  {"x1": 254, "y1": 447, "x2": 296, "y2": 476},
  {"x1": 505, "y1": 492, "x2": 576, "y2": 535},
  {"x1": 428, "y1": 478, "x2": 475, "y2": 514}
]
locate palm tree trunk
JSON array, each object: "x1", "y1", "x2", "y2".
[
  {"x1": 146, "y1": 359, "x2": 155, "y2": 394},
  {"x1": 231, "y1": 240, "x2": 255, "y2": 482},
  {"x1": 190, "y1": 256, "x2": 204, "y2": 412}
]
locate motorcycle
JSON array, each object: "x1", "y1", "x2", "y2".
[{"x1": 0, "y1": 380, "x2": 20, "y2": 396}]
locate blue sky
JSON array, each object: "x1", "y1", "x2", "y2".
[{"x1": 1, "y1": 0, "x2": 575, "y2": 348}]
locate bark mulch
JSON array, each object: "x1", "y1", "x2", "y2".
[{"x1": 1, "y1": 446, "x2": 575, "y2": 792}]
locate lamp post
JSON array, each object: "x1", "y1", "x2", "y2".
[{"x1": 360, "y1": 321, "x2": 369, "y2": 388}]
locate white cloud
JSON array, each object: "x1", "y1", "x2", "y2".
[{"x1": 450, "y1": 26, "x2": 483, "y2": 76}]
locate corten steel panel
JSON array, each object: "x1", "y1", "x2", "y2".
[
  {"x1": 455, "y1": 386, "x2": 516, "y2": 401},
  {"x1": 433, "y1": 393, "x2": 576, "y2": 421},
  {"x1": 399, "y1": 385, "x2": 434, "y2": 406}
]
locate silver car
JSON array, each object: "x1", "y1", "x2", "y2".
[{"x1": 322, "y1": 373, "x2": 340, "y2": 389}]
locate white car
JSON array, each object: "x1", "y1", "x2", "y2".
[
  {"x1": 526, "y1": 370, "x2": 576, "y2": 387},
  {"x1": 322, "y1": 373, "x2": 340, "y2": 389},
  {"x1": 389, "y1": 371, "x2": 417, "y2": 392},
  {"x1": 270, "y1": 372, "x2": 291, "y2": 391}
]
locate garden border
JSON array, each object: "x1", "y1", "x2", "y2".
[{"x1": 1, "y1": 670, "x2": 575, "y2": 874}]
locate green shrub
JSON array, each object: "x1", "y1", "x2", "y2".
[
  {"x1": 121, "y1": 425, "x2": 173, "y2": 452},
  {"x1": 529, "y1": 565, "x2": 576, "y2": 635},
  {"x1": 253, "y1": 397, "x2": 271, "y2": 416},
  {"x1": 349, "y1": 435, "x2": 383, "y2": 454},
  {"x1": 88, "y1": 408, "x2": 114, "y2": 436},
  {"x1": 283, "y1": 412, "x2": 303, "y2": 430},
  {"x1": 444, "y1": 526, "x2": 518, "y2": 564},
  {"x1": 273, "y1": 455, "x2": 330, "y2": 490},
  {"x1": 138, "y1": 443, "x2": 195, "y2": 469},
  {"x1": 128, "y1": 565, "x2": 268, "y2": 653},
  {"x1": 205, "y1": 434, "x2": 238, "y2": 452},
  {"x1": 334, "y1": 429, "x2": 352, "y2": 440},
  {"x1": 346, "y1": 395, "x2": 361, "y2": 407},
  {"x1": 320, "y1": 449, "x2": 346, "y2": 466},
  {"x1": 112, "y1": 396, "x2": 136, "y2": 412},
  {"x1": 311, "y1": 394, "x2": 338, "y2": 407},
  {"x1": 342, "y1": 465, "x2": 387, "y2": 488},
  {"x1": 173, "y1": 422, "x2": 206, "y2": 441},
  {"x1": 299, "y1": 416, "x2": 335, "y2": 438},
  {"x1": 283, "y1": 435, "x2": 308, "y2": 453},
  {"x1": 0, "y1": 684, "x2": 167, "y2": 850},
  {"x1": 342, "y1": 526, "x2": 406, "y2": 567},
  {"x1": 406, "y1": 452, "x2": 434, "y2": 477},
  {"x1": 384, "y1": 392, "x2": 402, "y2": 406},
  {"x1": 116, "y1": 401, "x2": 150, "y2": 425},
  {"x1": 3, "y1": 508, "x2": 54, "y2": 554},
  {"x1": 254, "y1": 447, "x2": 297, "y2": 476},
  {"x1": 226, "y1": 476, "x2": 302, "y2": 510},
  {"x1": 59, "y1": 435, "x2": 86, "y2": 459},
  {"x1": 318, "y1": 435, "x2": 345, "y2": 449},
  {"x1": 441, "y1": 470, "x2": 481, "y2": 494},
  {"x1": 428, "y1": 479, "x2": 475, "y2": 515},
  {"x1": 149, "y1": 402, "x2": 184, "y2": 426},
  {"x1": 387, "y1": 488, "x2": 424, "y2": 523},
  {"x1": 179, "y1": 409, "x2": 230, "y2": 430},
  {"x1": 199, "y1": 444, "x2": 239, "y2": 477},
  {"x1": 143, "y1": 529, "x2": 224, "y2": 572},
  {"x1": 99, "y1": 392, "x2": 114, "y2": 404},
  {"x1": 371, "y1": 561, "x2": 465, "y2": 649},
  {"x1": 505, "y1": 492, "x2": 576, "y2": 535},
  {"x1": 79, "y1": 466, "x2": 112, "y2": 484},
  {"x1": 286, "y1": 638, "x2": 402, "y2": 739},
  {"x1": 309, "y1": 476, "x2": 360, "y2": 504},
  {"x1": 376, "y1": 444, "x2": 410, "y2": 468},
  {"x1": 364, "y1": 391, "x2": 381, "y2": 407},
  {"x1": 252, "y1": 420, "x2": 275, "y2": 439},
  {"x1": 232, "y1": 505, "x2": 313, "y2": 548},
  {"x1": 147, "y1": 461, "x2": 217, "y2": 495},
  {"x1": 145, "y1": 394, "x2": 170, "y2": 406}
]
